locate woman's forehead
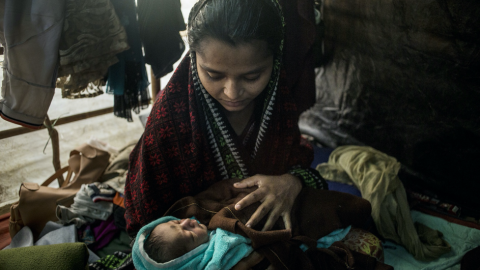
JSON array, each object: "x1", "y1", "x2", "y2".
[{"x1": 196, "y1": 38, "x2": 273, "y2": 73}]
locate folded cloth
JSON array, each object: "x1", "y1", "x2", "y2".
[
  {"x1": 4, "y1": 221, "x2": 99, "y2": 263},
  {"x1": 89, "y1": 216, "x2": 120, "y2": 252},
  {"x1": 102, "y1": 141, "x2": 137, "y2": 194},
  {"x1": 113, "y1": 204, "x2": 127, "y2": 230},
  {"x1": 113, "y1": 193, "x2": 125, "y2": 208},
  {"x1": 88, "y1": 183, "x2": 117, "y2": 203},
  {"x1": 57, "y1": 184, "x2": 113, "y2": 227},
  {"x1": 0, "y1": 242, "x2": 90, "y2": 270},
  {"x1": 56, "y1": 204, "x2": 96, "y2": 228},
  {"x1": 132, "y1": 216, "x2": 253, "y2": 270},
  {"x1": 95, "y1": 230, "x2": 132, "y2": 258}
]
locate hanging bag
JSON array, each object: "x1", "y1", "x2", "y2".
[{"x1": 9, "y1": 143, "x2": 110, "y2": 240}]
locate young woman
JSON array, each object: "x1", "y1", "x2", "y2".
[{"x1": 125, "y1": 0, "x2": 326, "y2": 237}]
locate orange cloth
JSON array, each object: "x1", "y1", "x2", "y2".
[{"x1": 113, "y1": 193, "x2": 125, "y2": 208}]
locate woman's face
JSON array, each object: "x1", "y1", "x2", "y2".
[{"x1": 196, "y1": 38, "x2": 274, "y2": 115}]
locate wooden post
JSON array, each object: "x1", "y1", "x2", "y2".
[
  {"x1": 150, "y1": 66, "x2": 161, "y2": 101},
  {"x1": 44, "y1": 115, "x2": 65, "y2": 186}
]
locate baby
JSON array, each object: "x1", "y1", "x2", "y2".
[
  {"x1": 131, "y1": 179, "x2": 382, "y2": 269},
  {"x1": 132, "y1": 216, "x2": 254, "y2": 270},
  {"x1": 145, "y1": 218, "x2": 210, "y2": 263},
  {"x1": 132, "y1": 216, "x2": 356, "y2": 270}
]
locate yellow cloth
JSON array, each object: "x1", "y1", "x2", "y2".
[{"x1": 316, "y1": 145, "x2": 450, "y2": 261}]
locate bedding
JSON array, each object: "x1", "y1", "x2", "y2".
[
  {"x1": 384, "y1": 210, "x2": 480, "y2": 270},
  {"x1": 310, "y1": 144, "x2": 479, "y2": 270}
]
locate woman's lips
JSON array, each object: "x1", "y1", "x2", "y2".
[{"x1": 223, "y1": 100, "x2": 245, "y2": 107}]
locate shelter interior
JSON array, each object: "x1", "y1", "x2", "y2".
[{"x1": 0, "y1": 0, "x2": 479, "y2": 269}]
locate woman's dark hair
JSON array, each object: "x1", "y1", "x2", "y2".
[{"x1": 188, "y1": 0, "x2": 283, "y2": 55}]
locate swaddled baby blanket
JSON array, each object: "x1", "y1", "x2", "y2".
[{"x1": 132, "y1": 216, "x2": 253, "y2": 270}]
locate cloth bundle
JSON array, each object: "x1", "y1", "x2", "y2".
[
  {"x1": 316, "y1": 145, "x2": 451, "y2": 261},
  {"x1": 88, "y1": 183, "x2": 117, "y2": 203},
  {"x1": 57, "y1": 184, "x2": 114, "y2": 228}
]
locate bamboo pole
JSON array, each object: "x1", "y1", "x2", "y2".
[
  {"x1": 44, "y1": 115, "x2": 65, "y2": 186},
  {"x1": 150, "y1": 66, "x2": 161, "y2": 101}
]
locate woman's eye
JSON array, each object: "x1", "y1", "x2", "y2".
[
  {"x1": 206, "y1": 72, "x2": 223, "y2": 81},
  {"x1": 244, "y1": 75, "x2": 260, "y2": 82}
]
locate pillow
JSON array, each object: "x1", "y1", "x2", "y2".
[
  {"x1": 0, "y1": 242, "x2": 89, "y2": 270},
  {"x1": 342, "y1": 228, "x2": 384, "y2": 262}
]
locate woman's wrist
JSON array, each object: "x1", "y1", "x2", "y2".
[
  {"x1": 288, "y1": 166, "x2": 328, "y2": 190},
  {"x1": 284, "y1": 173, "x2": 303, "y2": 194}
]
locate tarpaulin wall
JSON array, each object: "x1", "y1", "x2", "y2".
[{"x1": 300, "y1": 0, "x2": 480, "y2": 216}]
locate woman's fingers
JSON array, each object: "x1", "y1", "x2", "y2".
[
  {"x1": 234, "y1": 176, "x2": 266, "y2": 211},
  {"x1": 233, "y1": 176, "x2": 261, "y2": 189},
  {"x1": 261, "y1": 206, "x2": 283, "y2": 231},
  {"x1": 233, "y1": 174, "x2": 301, "y2": 230},
  {"x1": 235, "y1": 188, "x2": 266, "y2": 211},
  {"x1": 282, "y1": 212, "x2": 292, "y2": 230},
  {"x1": 245, "y1": 198, "x2": 274, "y2": 228}
]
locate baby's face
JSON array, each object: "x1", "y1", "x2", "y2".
[{"x1": 153, "y1": 219, "x2": 209, "y2": 253}]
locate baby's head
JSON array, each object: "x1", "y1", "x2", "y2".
[{"x1": 144, "y1": 218, "x2": 210, "y2": 263}]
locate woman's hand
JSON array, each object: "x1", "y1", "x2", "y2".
[{"x1": 233, "y1": 174, "x2": 302, "y2": 231}]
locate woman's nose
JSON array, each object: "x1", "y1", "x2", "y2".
[{"x1": 223, "y1": 79, "x2": 242, "y2": 100}]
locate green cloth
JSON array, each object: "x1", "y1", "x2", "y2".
[
  {"x1": 316, "y1": 145, "x2": 451, "y2": 261},
  {"x1": 89, "y1": 251, "x2": 132, "y2": 270},
  {"x1": 0, "y1": 242, "x2": 89, "y2": 270}
]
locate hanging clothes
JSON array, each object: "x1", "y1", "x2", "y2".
[
  {"x1": 137, "y1": 0, "x2": 186, "y2": 79},
  {"x1": 56, "y1": 0, "x2": 129, "y2": 99},
  {"x1": 106, "y1": 0, "x2": 150, "y2": 122},
  {"x1": 0, "y1": 0, "x2": 65, "y2": 129},
  {"x1": 278, "y1": 0, "x2": 317, "y2": 116}
]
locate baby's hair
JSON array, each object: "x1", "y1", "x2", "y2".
[{"x1": 144, "y1": 229, "x2": 189, "y2": 263}]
